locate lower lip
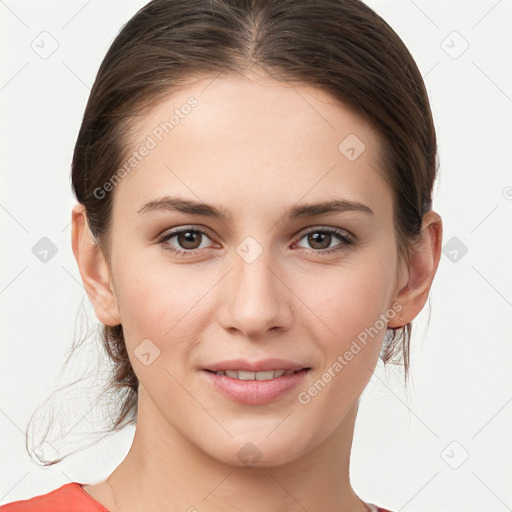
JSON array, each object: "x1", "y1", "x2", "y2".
[{"x1": 201, "y1": 369, "x2": 310, "y2": 405}]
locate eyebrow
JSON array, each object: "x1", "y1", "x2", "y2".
[{"x1": 137, "y1": 195, "x2": 374, "y2": 220}]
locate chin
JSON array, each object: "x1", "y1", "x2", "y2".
[{"x1": 203, "y1": 430, "x2": 314, "y2": 469}]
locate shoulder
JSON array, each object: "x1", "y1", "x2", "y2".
[{"x1": 0, "y1": 482, "x2": 109, "y2": 512}]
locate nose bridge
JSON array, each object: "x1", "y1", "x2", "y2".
[{"x1": 220, "y1": 236, "x2": 291, "y2": 336}]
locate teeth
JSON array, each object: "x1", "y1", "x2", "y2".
[
  {"x1": 238, "y1": 370, "x2": 257, "y2": 380},
  {"x1": 257, "y1": 370, "x2": 281, "y2": 380},
  {"x1": 214, "y1": 369, "x2": 297, "y2": 380}
]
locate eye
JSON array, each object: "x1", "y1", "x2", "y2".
[
  {"x1": 159, "y1": 226, "x2": 218, "y2": 256},
  {"x1": 158, "y1": 226, "x2": 355, "y2": 257},
  {"x1": 294, "y1": 227, "x2": 355, "y2": 254}
]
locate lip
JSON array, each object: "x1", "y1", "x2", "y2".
[{"x1": 201, "y1": 359, "x2": 311, "y2": 405}]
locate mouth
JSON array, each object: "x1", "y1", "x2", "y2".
[
  {"x1": 201, "y1": 360, "x2": 311, "y2": 405},
  {"x1": 204, "y1": 368, "x2": 308, "y2": 380}
]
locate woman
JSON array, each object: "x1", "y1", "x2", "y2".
[{"x1": 2, "y1": 0, "x2": 442, "y2": 510}]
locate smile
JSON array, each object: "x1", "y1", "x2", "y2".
[
  {"x1": 202, "y1": 367, "x2": 311, "y2": 405},
  {"x1": 209, "y1": 369, "x2": 298, "y2": 380}
]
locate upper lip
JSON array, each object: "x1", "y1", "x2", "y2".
[{"x1": 204, "y1": 358, "x2": 309, "y2": 373}]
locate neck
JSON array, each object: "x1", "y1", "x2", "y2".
[{"x1": 105, "y1": 391, "x2": 368, "y2": 512}]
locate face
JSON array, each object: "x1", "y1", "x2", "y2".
[{"x1": 103, "y1": 70, "x2": 406, "y2": 466}]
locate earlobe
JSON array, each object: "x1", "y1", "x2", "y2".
[
  {"x1": 387, "y1": 211, "x2": 443, "y2": 328},
  {"x1": 71, "y1": 203, "x2": 121, "y2": 326}
]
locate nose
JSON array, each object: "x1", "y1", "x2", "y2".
[{"x1": 216, "y1": 246, "x2": 293, "y2": 338}]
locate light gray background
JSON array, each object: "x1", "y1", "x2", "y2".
[{"x1": 1, "y1": 1, "x2": 511, "y2": 510}]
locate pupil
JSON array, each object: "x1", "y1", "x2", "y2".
[
  {"x1": 309, "y1": 232, "x2": 330, "y2": 249},
  {"x1": 179, "y1": 231, "x2": 200, "y2": 249}
]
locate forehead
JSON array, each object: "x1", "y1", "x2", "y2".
[{"x1": 112, "y1": 70, "x2": 391, "y2": 221}]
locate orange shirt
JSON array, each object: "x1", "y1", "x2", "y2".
[
  {"x1": 0, "y1": 482, "x2": 393, "y2": 511},
  {"x1": 0, "y1": 483, "x2": 108, "y2": 512}
]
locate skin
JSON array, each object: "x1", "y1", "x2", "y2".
[{"x1": 72, "y1": 68, "x2": 442, "y2": 512}]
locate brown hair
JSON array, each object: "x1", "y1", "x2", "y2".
[{"x1": 28, "y1": 0, "x2": 438, "y2": 465}]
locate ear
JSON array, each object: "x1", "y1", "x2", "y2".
[
  {"x1": 388, "y1": 210, "x2": 443, "y2": 328},
  {"x1": 71, "y1": 203, "x2": 121, "y2": 326}
]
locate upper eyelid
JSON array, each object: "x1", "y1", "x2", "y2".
[
  {"x1": 161, "y1": 225, "x2": 217, "y2": 242},
  {"x1": 298, "y1": 226, "x2": 352, "y2": 238}
]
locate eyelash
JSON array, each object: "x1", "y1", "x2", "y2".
[{"x1": 158, "y1": 226, "x2": 355, "y2": 257}]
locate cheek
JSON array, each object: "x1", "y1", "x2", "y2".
[
  {"x1": 296, "y1": 258, "x2": 394, "y2": 423},
  {"x1": 111, "y1": 258, "x2": 214, "y2": 355},
  {"x1": 311, "y1": 251, "x2": 396, "y2": 344}
]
